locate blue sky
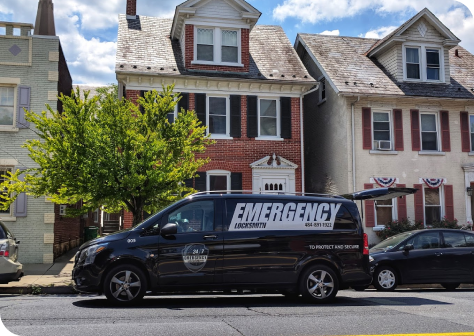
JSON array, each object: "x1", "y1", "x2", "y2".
[{"x1": 0, "y1": 0, "x2": 473, "y2": 85}]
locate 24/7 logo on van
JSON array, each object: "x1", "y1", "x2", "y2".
[
  {"x1": 229, "y1": 202, "x2": 342, "y2": 231},
  {"x1": 182, "y1": 244, "x2": 209, "y2": 273}
]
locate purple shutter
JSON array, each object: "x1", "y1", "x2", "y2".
[
  {"x1": 16, "y1": 86, "x2": 31, "y2": 129},
  {"x1": 14, "y1": 168, "x2": 27, "y2": 217}
]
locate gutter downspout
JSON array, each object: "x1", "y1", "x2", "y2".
[
  {"x1": 300, "y1": 85, "x2": 320, "y2": 194},
  {"x1": 351, "y1": 96, "x2": 360, "y2": 192}
]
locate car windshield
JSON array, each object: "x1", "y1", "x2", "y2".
[
  {"x1": 0, "y1": 221, "x2": 9, "y2": 239},
  {"x1": 371, "y1": 231, "x2": 414, "y2": 251},
  {"x1": 131, "y1": 198, "x2": 189, "y2": 231}
]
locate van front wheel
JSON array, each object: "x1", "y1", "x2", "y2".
[
  {"x1": 299, "y1": 265, "x2": 339, "y2": 303},
  {"x1": 104, "y1": 264, "x2": 147, "y2": 305}
]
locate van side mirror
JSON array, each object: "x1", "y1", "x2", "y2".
[
  {"x1": 161, "y1": 223, "x2": 178, "y2": 236},
  {"x1": 403, "y1": 244, "x2": 414, "y2": 251}
]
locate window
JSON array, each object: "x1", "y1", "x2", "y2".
[
  {"x1": 443, "y1": 231, "x2": 467, "y2": 248},
  {"x1": 259, "y1": 99, "x2": 279, "y2": 137},
  {"x1": 404, "y1": 45, "x2": 443, "y2": 82},
  {"x1": 194, "y1": 27, "x2": 241, "y2": 65},
  {"x1": 420, "y1": 113, "x2": 438, "y2": 151},
  {"x1": 167, "y1": 103, "x2": 179, "y2": 124},
  {"x1": 0, "y1": 168, "x2": 12, "y2": 216},
  {"x1": 375, "y1": 199, "x2": 395, "y2": 226},
  {"x1": 93, "y1": 209, "x2": 99, "y2": 223},
  {"x1": 167, "y1": 200, "x2": 214, "y2": 233},
  {"x1": 59, "y1": 205, "x2": 66, "y2": 216},
  {"x1": 0, "y1": 87, "x2": 15, "y2": 126},
  {"x1": 207, "y1": 96, "x2": 229, "y2": 137},
  {"x1": 373, "y1": 111, "x2": 391, "y2": 149},
  {"x1": 470, "y1": 115, "x2": 474, "y2": 152},
  {"x1": 424, "y1": 187, "x2": 441, "y2": 225},
  {"x1": 407, "y1": 232, "x2": 440, "y2": 250},
  {"x1": 319, "y1": 77, "x2": 326, "y2": 102},
  {"x1": 197, "y1": 28, "x2": 214, "y2": 62},
  {"x1": 464, "y1": 233, "x2": 474, "y2": 247},
  {"x1": 207, "y1": 170, "x2": 231, "y2": 191}
]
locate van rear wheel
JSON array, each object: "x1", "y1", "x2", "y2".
[
  {"x1": 299, "y1": 265, "x2": 339, "y2": 303},
  {"x1": 104, "y1": 264, "x2": 147, "y2": 305}
]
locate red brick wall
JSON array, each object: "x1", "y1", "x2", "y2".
[
  {"x1": 126, "y1": 90, "x2": 141, "y2": 104},
  {"x1": 54, "y1": 204, "x2": 82, "y2": 244},
  {"x1": 184, "y1": 25, "x2": 250, "y2": 73}
]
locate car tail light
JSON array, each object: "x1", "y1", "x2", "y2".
[
  {"x1": 363, "y1": 233, "x2": 369, "y2": 255},
  {"x1": 0, "y1": 243, "x2": 9, "y2": 258}
]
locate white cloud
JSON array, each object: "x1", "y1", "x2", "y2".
[
  {"x1": 319, "y1": 29, "x2": 340, "y2": 35},
  {"x1": 362, "y1": 26, "x2": 398, "y2": 38}
]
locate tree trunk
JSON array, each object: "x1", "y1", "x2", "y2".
[{"x1": 132, "y1": 206, "x2": 144, "y2": 226}]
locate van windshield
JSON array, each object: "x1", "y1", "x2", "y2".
[{"x1": 371, "y1": 231, "x2": 414, "y2": 251}]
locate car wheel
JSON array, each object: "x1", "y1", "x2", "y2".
[
  {"x1": 299, "y1": 265, "x2": 339, "y2": 303},
  {"x1": 441, "y1": 283, "x2": 460, "y2": 291},
  {"x1": 373, "y1": 266, "x2": 398, "y2": 291},
  {"x1": 104, "y1": 264, "x2": 147, "y2": 305}
]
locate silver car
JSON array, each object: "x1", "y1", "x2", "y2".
[{"x1": 0, "y1": 221, "x2": 23, "y2": 284}]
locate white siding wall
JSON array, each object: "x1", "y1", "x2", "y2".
[
  {"x1": 195, "y1": 0, "x2": 241, "y2": 19},
  {"x1": 376, "y1": 45, "x2": 399, "y2": 80},
  {"x1": 402, "y1": 18, "x2": 445, "y2": 43}
]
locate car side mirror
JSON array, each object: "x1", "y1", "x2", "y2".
[
  {"x1": 403, "y1": 244, "x2": 414, "y2": 251},
  {"x1": 161, "y1": 223, "x2": 178, "y2": 236}
]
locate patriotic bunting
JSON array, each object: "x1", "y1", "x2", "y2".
[
  {"x1": 373, "y1": 177, "x2": 397, "y2": 188},
  {"x1": 422, "y1": 178, "x2": 445, "y2": 189}
]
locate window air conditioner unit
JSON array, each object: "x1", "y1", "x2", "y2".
[{"x1": 374, "y1": 140, "x2": 392, "y2": 151}]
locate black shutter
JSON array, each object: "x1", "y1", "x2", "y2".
[
  {"x1": 247, "y1": 96, "x2": 258, "y2": 138},
  {"x1": 280, "y1": 97, "x2": 292, "y2": 139},
  {"x1": 195, "y1": 93, "x2": 206, "y2": 126},
  {"x1": 230, "y1": 95, "x2": 241, "y2": 138},
  {"x1": 178, "y1": 92, "x2": 189, "y2": 114},
  {"x1": 139, "y1": 90, "x2": 145, "y2": 114},
  {"x1": 195, "y1": 172, "x2": 207, "y2": 192},
  {"x1": 231, "y1": 173, "x2": 242, "y2": 194},
  {"x1": 183, "y1": 178, "x2": 193, "y2": 188}
]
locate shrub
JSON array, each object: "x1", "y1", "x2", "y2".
[
  {"x1": 375, "y1": 218, "x2": 424, "y2": 240},
  {"x1": 430, "y1": 217, "x2": 459, "y2": 229}
]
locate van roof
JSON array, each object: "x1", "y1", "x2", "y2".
[{"x1": 187, "y1": 191, "x2": 350, "y2": 203}]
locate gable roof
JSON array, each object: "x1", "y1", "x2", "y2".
[
  {"x1": 116, "y1": 15, "x2": 314, "y2": 84},
  {"x1": 297, "y1": 33, "x2": 474, "y2": 99},
  {"x1": 367, "y1": 8, "x2": 460, "y2": 57}
]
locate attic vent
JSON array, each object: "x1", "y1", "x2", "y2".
[{"x1": 417, "y1": 22, "x2": 427, "y2": 37}]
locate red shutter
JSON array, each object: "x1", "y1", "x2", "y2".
[
  {"x1": 397, "y1": 184, "x2": 407, "y2": 220},
  {"x1": 364, "y1": 183, "x2": 375, "y2": 227},
  {"x1": 444, "y1": 185, "x2": 454, "y2": 221},
  {"x1": 394, "y1": 109, "x2": 404, "y2": 151},
  {"x1": 440, "y1": 111, "x2": 451, "y2": 152},
  {"x1": 414, "y1": 184, "x2": 424, "y2": 223},
  {"x1": 362, "y1": 107, "x2": 372, "y2": 150},
  {"x1": 411, "y1": 110, "x2": 421, "y2": 151},
  {"x1": 460, "y1": 111, "x2": 470, "y2": 152}
]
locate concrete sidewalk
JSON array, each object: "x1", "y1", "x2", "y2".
[{"x1": 0, "y1": 248, "x2": 78, "y2": 294}]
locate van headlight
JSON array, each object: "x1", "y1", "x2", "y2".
[
  {"x1": 82, "y1": 243, "x2": 108, "y2": 265},
  {"x1": 369, "y1": 256, "x2": 374, "y2": 263}
]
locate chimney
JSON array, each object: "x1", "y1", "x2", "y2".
[
  {"x1": 34, "y1": 0, "x2": 56, "y2": 36},
  {"x1": 126, "y1": 0, "x2": 137, "y2": 19}
]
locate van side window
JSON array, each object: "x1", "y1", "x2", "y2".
[
  {"x1": 167, "y1": 201, "x2": 215, "y2": 233},
  {"x1": 333, "y1": 205, "x2": 357, "y2": 230}
]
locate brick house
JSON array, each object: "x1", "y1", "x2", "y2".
[
  {"x1": 116, "y1": 0, "x2": 316, "y2": 228},
  {"x1": 0, "y1": 0, "x2": 81, "y2": 263},
  {"x1": 295, "y1": 8, "x2": 474, "y2": 243}
]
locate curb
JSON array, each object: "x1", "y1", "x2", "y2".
[{"x1": 0, "y1": 286, "x2": 77, "y2": 295}]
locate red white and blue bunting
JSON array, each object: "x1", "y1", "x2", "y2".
[
  {"x1": 373, "y1": 177, "x2": 397, "y2": 188},
  {"x1": 422, "y1": 178, "x2": 446, "y2": 189}
]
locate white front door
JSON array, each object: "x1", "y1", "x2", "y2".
[{"x1": 261, "y1": 178, "x2": 287, "y2": 193}]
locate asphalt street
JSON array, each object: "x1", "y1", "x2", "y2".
[{"x1": 1, "y1": 289, "x2": 474, "y2": 336}]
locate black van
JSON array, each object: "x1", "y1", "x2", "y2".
[{"x1": 73, "y1": 188, "x2": 415, "y2": 304}]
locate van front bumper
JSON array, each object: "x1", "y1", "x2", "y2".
[{"x1": 72, "y1": 264, "x2": 102, "y2": 293}]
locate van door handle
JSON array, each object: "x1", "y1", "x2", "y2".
[
  {"x1": 203, "y1": 235, "x2": 218, "y2": 240},
  {"x1": 435, "y1": 253, "x2": 443, "y2": 256}
]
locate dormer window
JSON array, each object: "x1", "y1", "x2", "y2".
[
  {"x1": 193, "y1": 26, "x2": 242, "y2": 66},
  {"x1": 403, "y1": 44, "x2": 444, "y2": 82}
]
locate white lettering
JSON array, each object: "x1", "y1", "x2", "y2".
[
  {"x1": 258, "y1": 203, "x2": 273, "y2": 222},
  {"x1": 268, "y1": 203, "x2": 284, "y2": 222},
  {"x1": 316, "y1": 203, "x2": 330, "y2": 222},
  {"x1": 295, "y1": 203, "x2": 306, "y2": 221},
  {"x1": 231, "y1": 203, "x2": 246, "y2": 224},
  {"x1": 303, "y1": 203, "x2": 318, "y2": 222},
  {"x1": 242, "y1": 203, "x2": 263, "y2": 222},
  {"x1": 329, "y1": 203, "x2": 342, "y2": 224},
  {"x1": 282, "y1": 203, "x2": 296, "y2": 221}
]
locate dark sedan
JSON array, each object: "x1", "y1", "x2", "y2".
[{"x1": 369, "y1": 229, "x2": 474, "y2": 291}]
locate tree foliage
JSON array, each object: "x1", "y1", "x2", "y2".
[{"x1": 0, "y1": 85, "x2": 213, "y2": 225}]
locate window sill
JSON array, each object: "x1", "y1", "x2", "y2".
[
  {"x1": 418, "y1": 151, "x2": 446, "y2": 156},
  {"x1": 372, "y1": 226, "x2": 385, "y2": 232},
  {"x1": 0, "y1": 127, "x2": 19, "y2": 132},
  {"x1": 191, "y1": 61, "x2": 244, "y2": 68},
  {"x1": 469, "y1": 152, "x2": 474, "y2": 156},
  {"x1": 255, "y1": 137, "x2": 284, "y2": 141},
  {"x1": 317, "y1": 98, "x2": 326, "y2": 106},
  {"x1": 403, "y1": 78, "x2": 447, "y2": 84},
  {"x1": 0, "y1": 217, "x2": 17, "y2": 222},
  {"x1": 210, "y1": 135, "x2": 233, "y2": 140},
  {"x1": 369, "y1": 150, "x2": 398, "y2": 155}
]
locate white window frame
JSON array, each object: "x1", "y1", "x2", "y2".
[
  {"x1": 374, "y1": 198, "x2": 398, "y2": 227},
  {"x1": 206, "y1": 95, "x2": 231, "y2": 139},
  {"x1": 371, "y1": 110, "x2": 393, "y2": 151},
  {"x1": 206, "y1": 170, "x2": 231, "y2": 191},
  {"x1": 419, "y1": 112, "x2": 441, "y2": 152},
  {"x1": 257, "y1": 97, "x2": 281, "y2": 140},
  {"x1": 402, "y1": 43, "x2": 445, "y2": 83},
  {"x1": 193, "y1": 26, "x2": 243, "y2": 67},
  {"x1": 93, "y1": 209, "x2": 99, "y2": 223},
  {"x1": 470, "y1": 114, "x2": 474, "y2": 153},
  {"x1": 0, "y1": 84, "x2": 18, "y2": 131},
  {"x1": 0, "y1": 167, "x2": 13, "y2": 219},
  {"x1": 423, "y1": 185, "x2": 445, "y2": 227},
  {"x1": 167, "y1": 102, "x2": 179, "y2": 124}
]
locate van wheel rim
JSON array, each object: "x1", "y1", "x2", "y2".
[
  {"x1": 110, "y1": 270, "x2": 141, "y2": 302},
  {"x1": 378, "y1": 270, "x2": 395, "y2": 289},
  {"x1": 306, "y1": 270, "x2": 334, "y2": 299}
]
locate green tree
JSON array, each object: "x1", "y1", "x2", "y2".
[{"x1": 0, "y1": 85, "x2": 213, "y2": 225}]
